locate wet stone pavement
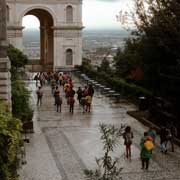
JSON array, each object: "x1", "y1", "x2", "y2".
[{"x1": 19, "y1": 76, "x2": 180, "y2": 180}]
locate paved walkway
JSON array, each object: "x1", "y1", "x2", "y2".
[{"x1": 19, "y1": 75, "x2": 180, "y2": 180}]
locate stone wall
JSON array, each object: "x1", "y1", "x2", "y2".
[{"x1": 0, "y1": 58, "x2": 11, "y2": 105}]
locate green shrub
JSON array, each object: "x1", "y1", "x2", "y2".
[
  {"x1": 84, "y1": 124, "x2": 124, "y2": 180},
  {"x1": 7, "y1": 45, "x2": 33, "y2": 122},
  {"x1": 0, "y1": 101, "x2": 22, "y2": 180},
  {"x1": 76, "y1": 64, "x2": 152, "y2": 99},
  {"x1": 7, "y1": 45, "x2": 28, "y2": 69},
  {"x1": 11, "y1": 80, "x2": 33, "y2": 122}
]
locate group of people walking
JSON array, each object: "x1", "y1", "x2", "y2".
[
  {"x1": 123, "y1": 124, "x2": 177, "y2": 170},
  {"x1": 35, "y1": 72, "x2": 94, "y2": 114},
  {"x1": 76, "y1": 84, "x2": 94, "y2": 112}
]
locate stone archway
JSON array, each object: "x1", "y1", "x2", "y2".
[
  {"x1": 7, "y1": 0, "x2": 83, "y2": 71},
  {"x1": 24, "y1": 9, "x2": 54, "y2": 67}
]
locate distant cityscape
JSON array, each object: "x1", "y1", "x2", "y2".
[
  {"x1": 23, "y1": 29, "x2": 40, "y2": 59},
  {"x1": 82, "y1": 29, "x2": 131, "y2": 67},
  {"x1": 23, "y1": 28, "x2": 132, "y2": 66}
]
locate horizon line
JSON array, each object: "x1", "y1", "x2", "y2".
[{"x1": 23, "y1": 27, "x2": 133, "y2": 31}]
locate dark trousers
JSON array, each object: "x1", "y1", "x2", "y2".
[
  {"x1": 70, "y1": 104, "x2": 74, "y2": 113},
  {"x1": 141, "y1": 158, "x2": 149, "y2": 169},
  {"x1": 56, "y1": 104, "x2": 61, "y2": 112},
  {"x1": 125, "y1": 144, "x2": 131, "y2": 158},
  {"x1": 37, "y1": 97, "x2": 42, "y2": 106},
  {"x1": 52, "y1": 87, "x2": 55, "y2": 95},
  {"x1": 82, "y1": 105, "x2": 86, "y2": 113},
  {"x1": 59, "y1": 80, "x2": 62, "y2": 86},
  {"x1": 167, "y1": 137, "x2": 175, "y2": 152},
  {"x1": 35, "y1": 80, "x2": 38, "y2": 87}
]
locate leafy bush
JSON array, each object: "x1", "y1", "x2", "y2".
[
  {"x1": 7, "y1": 45, "x2": 28, "y2": 69},
  {"x1": 84, "y1": 124, "x2": 124, "y2": 180},
  {"x1": 77, "y1": 64, "x2": 152, "y2": 99},
  {"x1": 0, "y1": 101, "x2": 22, "y2": 180},
  {"x1": 11, "y1": 80, "x2": 33, "y2": 122},
  {"x1": 99, "y1": 58, "x2": 111, "y2": 73},
  {"x1": 7, "y1": 45, "x2": 33, "y2": 123},
  {"x1": 0, "y1": 45, "x2": 31, "y2": 179},
  {"x1": 7, "y1": 45, "x2": 27, "y2": 81}
]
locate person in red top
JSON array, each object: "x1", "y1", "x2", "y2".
[
  {"x1": 68, "y1": 78, "x2": 73, "y2": 88},
  {"x1": 88, "y1": 84, "x2": 94, "y2": 97},
  {"x1": 82, "y1": 86, "x2": 88, "y2": 97}
]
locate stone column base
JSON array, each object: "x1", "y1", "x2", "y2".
[{"x1": 0, "y1": 57, "x2": 11, "y2": 106}]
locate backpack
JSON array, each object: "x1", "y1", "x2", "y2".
[
  {"x1": 144, "y1": 140, "x2": 154, "y2": 151},
  {"x1": 85, "y1": 96, "x2": 92, "y2": 104},
  {"x1": 56, "y1": 96, "x2": 62, "y2": 105},
  {"x1": 54, "y1": 90, "x2": 60, "y2": 97}
]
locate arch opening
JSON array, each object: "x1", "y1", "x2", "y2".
[
  {"x1": 22, "y1": 8, "x2": 54, "y2": 69},
  {"x1": 22, "y1": 15, "x2": 40, "y2": 60}
]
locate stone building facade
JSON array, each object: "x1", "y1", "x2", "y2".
[
  {"x1": 0, "y1": 0, "x2": 11, "y2": 105},
  {"x1": 6, "y1": 0, "x2": 83, "y2": 70}
]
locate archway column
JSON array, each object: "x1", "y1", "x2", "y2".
[
  {"x1": 53, "y1": 28, "x2": 64, "y2": 69},
  {"x1": 40, "y1": 26, "x2": 46, "y2": 65},
  {"x1": 7, "y1": 26, "x2": 24, "y2": 50},
  {"x1": 40, "y1": 26, "x2": 54, "y2": 66},
  {"x1": 53, "y1": 26, "x2": 83, "y2": 71}
]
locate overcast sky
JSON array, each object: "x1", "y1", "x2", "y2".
[{"x1": 23, "y1": 0, "x2": 133, "y2": 30}]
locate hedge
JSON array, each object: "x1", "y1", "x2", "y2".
[
  {"x1": 76, "y1": 64, "x2": 152, "y2": 98},
  {"x1": 11, "y1": 80, "x2": 33, "y2": 123},
  {"x1": 0, "y1": 101, "x2": 22, "y2": 180}
]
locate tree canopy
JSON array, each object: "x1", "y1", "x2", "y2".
[
  {"x1": 114, "y1": 0, "x2": 180, "y2": 91},
  {"x1": 99, "y1": 58, "x2": 111, "y2": 73},
  {"x1": 134, "y1": 0, "x2": 180, "y2": 67}
]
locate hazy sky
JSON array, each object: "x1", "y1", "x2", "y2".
[{"x1": 22, "y1": 0, "x2": 133, "y2": 30}]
